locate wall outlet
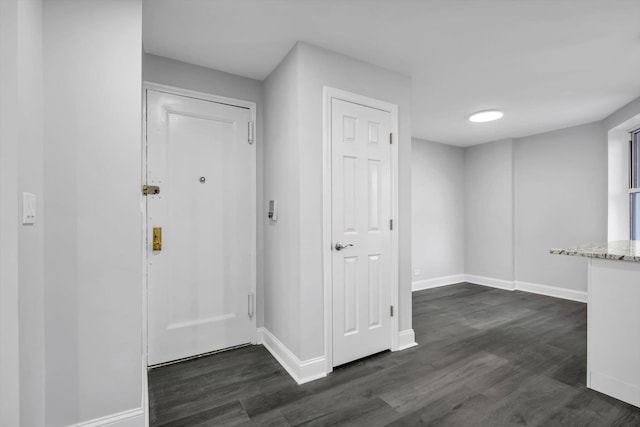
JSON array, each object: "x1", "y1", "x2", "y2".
[{"x1": 413, "y1": 268, "x2": 421, "y2": 276}]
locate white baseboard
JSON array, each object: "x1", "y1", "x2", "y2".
[
  {"x1": 398, "y1": 329, "x2": 418, "y2": 350},
  {"x1": 515, "y1": 280, "x2": 587, "y2": 303},
  {"x1": 590, "y1": 370, "x2": 640, "y2": 408},
  {"x1": 68, "y1": 408, "x2": 145, "y2": 427},
  {"x1": 465, "y1": 274, "x2": 516, "y2": 291},
  {"x1": 257, "y1": 327, "x2": 327, "y2": 385},
  {"x1": 256, "y1": 326, "x2": 265, "y2": 345},
  {"x1": 413, "y1": 274, "x2": 587, "y2": 304},
  {"x1": 412, "y1": 274, "x2": 465, "y2": 291}
]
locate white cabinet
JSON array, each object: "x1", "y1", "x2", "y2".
[{"x1": 588, "y1": 258, "x2": 640, "y2": 407}]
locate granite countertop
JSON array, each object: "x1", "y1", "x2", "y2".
[{"x1": 550, "y1": 240, "x2": 640, "y2": 262}]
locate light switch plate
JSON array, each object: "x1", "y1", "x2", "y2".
[{"x1": 22, "y1": 192, "x2": 36, "y2": 225}]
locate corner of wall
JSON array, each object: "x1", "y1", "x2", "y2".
[
  {"x1": 463, "y1": 138, "x2": 515, "y2": 281},
  {"x1": 398, "y1": 329, "x2": 417, "y2": 350},
  {"x1": 262, "y1": 41, "x2": 303, "y2": 360},
  {"x1": 604, "y1": 95, "x2": 640, "y2": 131},
  {"x1": 257, "y1": 327, "x2": 326, "y2": 385}
]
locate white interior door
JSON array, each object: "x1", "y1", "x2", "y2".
[
  {"x1": 331, "y1": 98, "x2": 392, "y2": 367},
  {"x1": 146, "y1": 89, "x2": 255, "y2": 366}
]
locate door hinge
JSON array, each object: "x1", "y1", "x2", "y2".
[
  {"x1": 248, "y1": 293, "x2": 254, "y2": 318},
  {"x1": 389, "y1": 219, "x2": 393, "y2": 230},
  {"x1": 142, "y1": 184, "x2": 160, "y2": 195},
  {"x1": 248, "y1": 121, "x2": 254, "y2": 144},
  {"x1": 390, "y1": 306, "x2": 394, "y2": 317},
  {"x1": 389, "y1": 133, "x2": 393, "y2": 144}
]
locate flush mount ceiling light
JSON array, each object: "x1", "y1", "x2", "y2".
[{"x1": 469, "y1": 110, "x2": 504, "y2": 123}]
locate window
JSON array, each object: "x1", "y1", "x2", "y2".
[{"x1": 631, "y1": 129, "x2": 640, "y2": 240}]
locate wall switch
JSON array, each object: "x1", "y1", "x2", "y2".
[{"x1": 22, "y1": 192, "x2": 36, "y2": 225}]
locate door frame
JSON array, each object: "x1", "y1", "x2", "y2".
[
  {"x1": 322, "y1": 86, "x2": 400, "y2": 373},
  {"x1": 141, "y1": 81, "x2": 258, "y2": 367}
]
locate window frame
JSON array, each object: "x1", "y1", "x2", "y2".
[{"x1": 630, "y1": 129, "x2": 640, "y2": 240}]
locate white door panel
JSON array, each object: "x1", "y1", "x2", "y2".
[
  {"x1": 146, "y1": 89, "x2": 254, "y2": 366},
  {"x1": 332, "y1": 98, "x2": 392, "y2": 367}
]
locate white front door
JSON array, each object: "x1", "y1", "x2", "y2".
[
  {"x1": 146, "y1": 89, "x2": 255, "y2": 366},
  {"x1": 331, "y1": 97, "x2": 393, "y2": 367}
]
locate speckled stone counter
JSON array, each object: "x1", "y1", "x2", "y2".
[{"x1": 550, "y1": 240, "x2": 640, "y2": 262}]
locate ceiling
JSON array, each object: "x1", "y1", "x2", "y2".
[{"x1": 143, "y1": 0, "x2": 640, "y2": 146}]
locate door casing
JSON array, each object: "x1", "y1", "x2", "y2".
[
  {"x1": 141, "y1": 82, "x2": 258, "y2": 367},
  {"x1": 322, "y1": 87, "x2": 400, "y2": 374}
]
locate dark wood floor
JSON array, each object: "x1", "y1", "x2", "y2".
[{"x1": 148, "y1": 283, "x2": 640, "y2": 426}]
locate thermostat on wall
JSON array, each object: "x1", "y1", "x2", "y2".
[
  {"x1": 22, "y1": 192, "x2": 36, "y2": 225},
  {"x1": 268, "y1": 200, "x2": 278, "y2": 221}
]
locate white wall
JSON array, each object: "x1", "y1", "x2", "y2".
[
  {"x1": 263, "y1": 42, "x2": 413, "y2": 363},
  {"x1": 1, "y1": 3, "x2": 46, "y2": 425},
  {"x1": 263, "y1": 45, "x2": 302, "y2": 357},
  {"x1": 296, "y1": 42, "x2": 413, "y2": 359},
  {"x1": 43, "y1": 1, "x2": 143, "y2": 425},
  {"x1": 411, "y1": 97, "x2": 640, "y2": 298},
  {"x1": 143, "y1": 53, "x2": 263, "y2": 105},
  {"x1": 464, "y1": 139, "x2": 514, "y2": 282},
  {"x1": 17, "y1": 0, "x2": 45, "y2": 425},
  {"x1": 142, "y1": 53, "x2": 266, "y2": 328},
  {"x1": 420, "y1": 120, "x2": 614, "y2": 296},
  {"x1": 455, "y1": 125, "x2": 607, "y2": 294},
  {"x1": 411, "y1": 138, "x2": 464, "y2": 283},
  {"x1": 514, "y1": 122, "x2": 607, "y2": 292},
  {"x1": 604, "y1": 95, "x2": 640, "y2": 132},
  {"x1": 0, "y1": 0, "x2": 21, "y2": 425}
]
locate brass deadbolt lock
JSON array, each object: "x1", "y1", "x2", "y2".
[{"x1": 152, "y1": 227, "x2": 162, "y2": 251}]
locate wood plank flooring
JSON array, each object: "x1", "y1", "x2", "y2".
[{"x1": 148, "y1": 282, "x2": 640, "y2": 426}]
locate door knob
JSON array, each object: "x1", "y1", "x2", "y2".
[{"x1": 334, "y1": 242, "x2": 354, "y2": 251}]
